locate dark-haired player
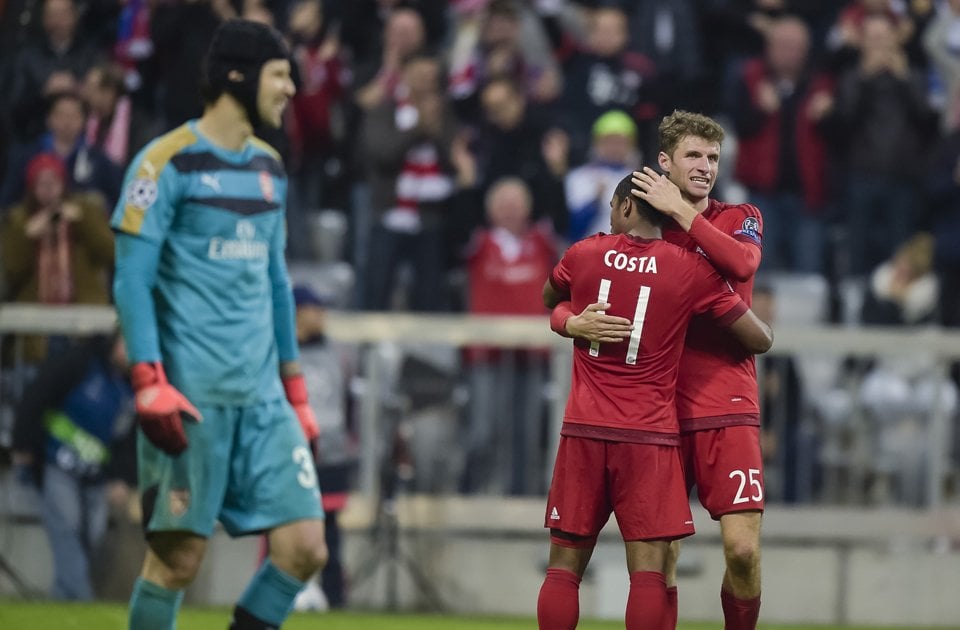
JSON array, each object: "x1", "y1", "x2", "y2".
[
  {"x1": 537, "y1": 174, "x2": 772, "y2": 629},
  {"x1": 111, "y1": 19, "x2": 326, "y2": 630},
  {"x1": 555, "y1": 110, "x2": 767, "y2": 630}
]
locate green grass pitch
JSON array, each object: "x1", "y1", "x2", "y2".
[{"x1": 0, "y1": 602, "x2": 951, "y2": 630}]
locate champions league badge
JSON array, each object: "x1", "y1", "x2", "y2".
[
  {"x1": 734, "y1": 216, "x2": 761, "y2": 244},
  {"x1": 126, "y1": 177, "x2": 158, "y2": 210}
]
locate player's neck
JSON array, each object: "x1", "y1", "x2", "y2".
[
  {"x1": 196, "y1": 98, "x2": 253, "y2": 152},
  {"x1": 627, "y1": 225, "x2": 662, "y2": 240},
  {"x1": 684, "y1": 194, "x2": 710, "y2": 214}
]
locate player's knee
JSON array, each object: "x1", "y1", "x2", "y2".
[
  {"x1": 302, "y1": 538, "x2": 329, "y2": 574},
  {"x1": 723, "y1": 537, "x2": 760, "y2": 577},
  {"x1": 282, "y1": 535, "x2": 328, "y2": 579},
  {"x1": 145, "y1": 535, "x2": 206, "y2": 589}
]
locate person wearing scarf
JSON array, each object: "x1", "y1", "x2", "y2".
[{"x1": 0, "y1": 153, "x2": 115, "y2": 363}]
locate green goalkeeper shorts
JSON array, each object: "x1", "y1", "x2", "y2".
[{"x1": 138, "y1": 398, "x2": 324, "y2": 537}]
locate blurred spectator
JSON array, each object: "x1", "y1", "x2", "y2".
[
  {"x1": 473, "y1": 77, "x2": 569, "y2": 235},
  {"x1": 286, "y1": 0, "x2": 349, "y2": 255},
  {"x1": 5, "y1": 0, "x2": 102, "y2": 143},
  {"x1": 447, "y1": 0, "x2": 561, "y2": 120},
  {"x1": 627, "y1": 0, "x2": 703, "y2": 112},
  {"x1": 754, "y1": 282, "x2": 811, "y2": 503},
  {"x1": 360, "y1": 55, "x2": 458, "y2": 311},
  {"x1": 11, "y1": 333, "x2": 135, "y2": 600},
  {"x1": 461, "y1": 177, "x2": 557, "y2": 494},
  {"x1": 826, "y1": 0, "x2": 916, "y2": 70},
  {"x1": 80, "y1": 62, "x2": 155, "y2": 167},
  {"x1": 861, "y1": 232, "x2": 939, "y2": 326},
  {"x1": 353, "y1": 7, "x2": 427, "y2": 112},
  {"x1": 857, "y1": 233, "x2": 957, "y2": 505},
  {"x1": 111, "y1": 0, "x2": 153, "y2": 96},
  {"x1": 732, "y1": 15, "x2": 834, "y2": 273},
  {"x1": 150, "y1": 0, "x2": 235, "y2": 129},
  {"x1": 340, "y1": 0, "x2": 447, "y2": 72},
  {"x1": 548, "y1": 6, "x2": 658, "y2": 161},
  {"x1": 564, "y1": 110, "x2": 640, "y2": 243},
  {"x1": 922, "y1": 0, "x2": 960, "y2": 132},
  {"x1": 0, "y1": 154, "x2": 114, "y2": 363},
  {"x1": 927, "y1": 127, "x2": 960, "y2": 328},
  {"x1": 291, "y1": 285, "x2": 357, "y2": 610},
  {"x1": 827, "y1": 14, "x2": 938, "y2": 275},
  {"x1": 1, "y1": 91, "x2": 123, "y2": 210}
]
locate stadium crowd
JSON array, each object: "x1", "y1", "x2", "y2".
[{"x1": 0, "y1": 0, "x2": 958, "y2": 318}]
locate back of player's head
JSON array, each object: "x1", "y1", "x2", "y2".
[
  {"x1": 201, "y1": 19, "x2": 289, "y2": 125},
  {"x1": 614, "y1": 172, "x2": 665, "y2": 228},
  {"x1": 658, "y1": 110, "x2": 724, "y2": 158}
]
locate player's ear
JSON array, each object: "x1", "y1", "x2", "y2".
[{"x1": 657, "y1": 150, "x2": 671, "y2": 173}]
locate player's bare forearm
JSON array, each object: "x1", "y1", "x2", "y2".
[
  {"x1": 542, "y1": 278, "x2": 566, "y2": 309},
  {"x1": 565, "y1": 302, "x2": 633, "y2": 344},
  {"x1": 727, "y1": 309, "x2": 774, "y2": 354}
]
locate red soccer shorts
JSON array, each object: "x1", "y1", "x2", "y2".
[
  {"x1": 544, "y1": 435, "x2": 694, "y2": 542},
  {"x1": 681, "y1": 425, "x2": 765, "y2": 519}
]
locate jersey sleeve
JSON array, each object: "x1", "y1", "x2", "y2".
[
  {"x1": 270, "y1": 214, "x2": 299, "y2": 364},
  {"x1": 113, "y1": 233, "x2": 163, "y2": 363},
  {"x1": 550, "y1": 240, "x2": 583, "y2": 297},
  {"x1": 689, "y1": 255, "x2": 748, "y2": 325},
  {"x1": 110, "y1": 148, "x2": 181, "y2": 243},
  {"x1": 686, "y1": 204, "x2": 762, "y2": 282}
]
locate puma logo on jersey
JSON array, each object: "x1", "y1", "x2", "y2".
[
  {"x1": 200, "y1": 173, "x2": 221, "y2": 193},
  {"x1": 550, "y1": 507, "x2": 560, "y2": 520}
]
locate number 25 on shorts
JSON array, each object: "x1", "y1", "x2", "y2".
[{"x1": 729, "y1": 468, "x2": 763, "y2": 504}]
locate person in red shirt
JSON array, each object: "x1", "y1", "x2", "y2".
[
  {"x1": 538, "y1": 174, "x2": 772, "y2": 630},
  {"x1": 554, "y1": 110, "x2": 767, "y2": 630},
  {"x1": 462, "y1": 177, "x2": 558, "y2": 494}
]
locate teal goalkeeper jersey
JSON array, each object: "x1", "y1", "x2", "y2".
[{"x1": 111, "y1": 121, "x2": 293, "y2": 406}]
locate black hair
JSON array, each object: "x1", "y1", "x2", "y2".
[{"x1": 614, "y1": 172, "x2": 665, "y2": 227}]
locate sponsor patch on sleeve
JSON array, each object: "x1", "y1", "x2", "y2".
[{"x1": 733, "y1": 216, "x2": 761, "y2": 244}]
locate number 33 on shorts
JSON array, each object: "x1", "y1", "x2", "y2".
[{"x1": 729, "y1": 468, "x2": 763, "y2": 505}]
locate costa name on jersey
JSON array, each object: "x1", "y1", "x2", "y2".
[{"x1": 603, "y1": 249, "x2": 658, "y2": 273}]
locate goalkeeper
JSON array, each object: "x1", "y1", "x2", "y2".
[{"x1": 111, "y1": 19, "x2": 326, "y2": 630}]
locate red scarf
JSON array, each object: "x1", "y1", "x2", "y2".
[{"x1": 36, "y1": 217, "x2": 73, "y2": 304}]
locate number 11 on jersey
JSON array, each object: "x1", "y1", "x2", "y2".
[{"x1": 590, "y1": 278, "x2": 652, "y2": 365}]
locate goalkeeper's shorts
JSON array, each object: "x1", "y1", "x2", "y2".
[{"x1": 138, "y1": 397, "x2": 325, "y2": 537}]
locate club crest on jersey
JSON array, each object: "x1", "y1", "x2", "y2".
[
  {"x1": 168, "y1": 489, "x2": 190, "y2": 517},
  {"x1": 734, "y1": 217, "x2": 761, "y2": 244},
  {"x1": 259, "y1": 170, "x2": 274, "y2": 202}
]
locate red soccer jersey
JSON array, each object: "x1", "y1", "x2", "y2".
[
  {"x1": 663, "y1": 199, "x2": 763, "y2": 430},
  {"x1": 550, "y1": 233, "x2": 747, "y2": 441}
]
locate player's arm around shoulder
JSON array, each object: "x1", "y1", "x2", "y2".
[{"x1": 727, "y1": 307, "x2": 774, "y2": 354}]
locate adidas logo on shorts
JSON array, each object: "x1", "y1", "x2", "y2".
[{"x1": 550, "y1": 507, "x2": 560, "y2": 520}]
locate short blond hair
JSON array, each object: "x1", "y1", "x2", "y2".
[{"x1": 658, "y1": 110, "x2": 725, "y2": 158}]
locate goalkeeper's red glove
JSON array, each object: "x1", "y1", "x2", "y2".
[
  {"x1": 130, "y1": 362, "x2": 202, "y2": 456},
  {"x1": 282, "y1": 373, "x2": 320, "y2": 442}
]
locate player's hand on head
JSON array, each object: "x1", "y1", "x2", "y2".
[
  {"x1": 130, "y1": 362, "x2": 202, "y2": 456},
  {"x1": 566, "y1": 302, "x2": 633, "y2": 343}
]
